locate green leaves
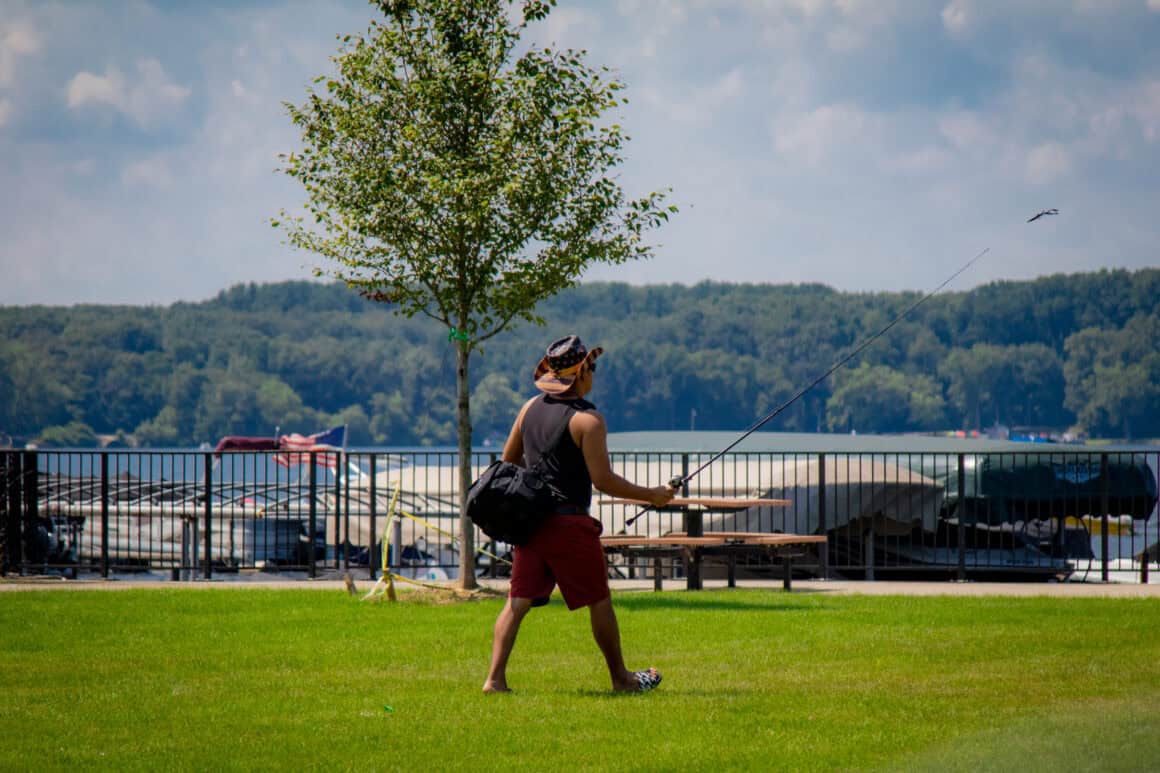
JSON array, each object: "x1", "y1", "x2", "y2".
[{"x1": 275, "y1": 0, "x2": 673, "y2": 353}]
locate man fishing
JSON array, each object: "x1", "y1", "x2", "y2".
[{"x1": 482, "y1": 335, "x2": 677, "y2": 694}]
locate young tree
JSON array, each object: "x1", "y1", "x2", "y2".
[{"x1": 275, "y1": 0, "x2": 674, "y2": 587}]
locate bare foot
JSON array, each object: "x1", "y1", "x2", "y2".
[
  {"x1": 482, "y1": 681, "x2": 511, "y2": 694},
  {"x1": 613, "y1": 667, "x2": 661, "y2": 692}
]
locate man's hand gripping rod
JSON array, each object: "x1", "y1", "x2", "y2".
[{"x1": 623, "y1": 247, "x2": 991, "y2": 528}]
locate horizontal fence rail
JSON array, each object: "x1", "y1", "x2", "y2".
[{"x1": 2, "y1": 447, "x2": 1157, "y2": 584}]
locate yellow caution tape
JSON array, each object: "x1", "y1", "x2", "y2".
[
  {"x1": 396, "y1": 508, "x2": 452, "y2": 536},
  {"x1": 386, "y1": 572, "x2": 454, "y2": 591},
  {"x1": 364, "y1": 482, "x2": 509, "y2": 603},
  {"x1": 396, "y1": 508, "x2": 512, "y2": 566}
]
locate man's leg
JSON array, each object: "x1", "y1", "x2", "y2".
[
  {"x1": 588, "y1": 596, "x2": 657, "y2": 691},
  {"x1": 483, "y1": 596, "x2": 532, "y2": 693}
]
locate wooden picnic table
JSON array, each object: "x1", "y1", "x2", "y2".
[{"x1": 599, "y1": 497, "x2": 824, "y2": 591}]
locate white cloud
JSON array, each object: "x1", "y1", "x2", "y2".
[
  {"x1": 67, "y1": 68, "x2": 123, "y2": 109},
  {"x1": 833, "y1": 0, "x2": 908, "y2": 22},
  {"x1": 889, "y1": 144, "x2": 954, "y2": 175},
  {"x1": 1071, "y1": 0, "x2": 1106, "y2": 14},
  {"x1": 540, "y1": 7, "x2": 597, "y2": 46},
  {"x1": 1025, "y1": 142, "x2": 1071, "y2": 184},
  {"x1": 137, "y1": 58, "x2": 191, "y2": 104},
  {"x1": 941, "y1": 1, "x2": 971, "y2": 36},
  {"x1": 713, "y1": 67, "x2": 745, "y2": 101},
  {"x1": 1080, "y1": 80, "x2": 1160, "y2": 153},
  {"x1": 772, "y1": 102, "x2": 870, "y2": 165},
  {"x1": 121, "y1": 156, "x2": 174, "y2": 188},
  {"x1": 997, "y1": 51, "x2": 1160, "y2": 173},
  {"x1": 4, "y1": 0, "x2": 1160, "y2": 304},
  {"x1": 784, "y1": 0, "x2": 828, "y2": 17},
  {"x1": 1134, "y1": 81, "x2": 1160, "y2": 141},
  {"x1": 826, "y1": 26, "x2": 865, "y2": 52},
  {"x1": 66, "y1": 59, "x2": 191, "y2": 130},
  {"x1": 1149, "y1": 0, "x2": 1160, "y2": 12},
  {"x1": 938, "y1": 110, "x2": 996, "y2": 151},
  {"x1": 640, "y1": 66, "x2": 745, "y2": 127},
  {"x1": 0, "y1": 20, "x2": 40, "y2": 86}
]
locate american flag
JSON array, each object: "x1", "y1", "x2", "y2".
[{"x1": 275, "y1": 425, "x2": 346, "y2": 470}]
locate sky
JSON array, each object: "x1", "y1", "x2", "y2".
[{"x1": 1, "y1": 0, "x2": 1158, "y2": 306}]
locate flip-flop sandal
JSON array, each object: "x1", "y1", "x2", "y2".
[{"x1": 633, "y1": 669, "x2": 662, "y2": 692}]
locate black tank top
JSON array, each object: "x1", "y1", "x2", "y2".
[{"x1": 521, "y1": 394, "x2": 595, "y2": 509}]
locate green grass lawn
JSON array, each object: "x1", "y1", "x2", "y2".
[{"x1": 2, "y1": 587, "x2": 1159, "y2": 772}]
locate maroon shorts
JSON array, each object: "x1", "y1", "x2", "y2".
[{"x1": 509, "y1": 515, "x2": 609, "y2": 610}]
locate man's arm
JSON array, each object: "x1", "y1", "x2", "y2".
[{"x1": 572, "y1": 410, "x2": 675, "y2": 507}]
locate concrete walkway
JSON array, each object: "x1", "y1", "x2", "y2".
[{"x1": 4, "y1": 575, "x2": 1159, "y2": 597}]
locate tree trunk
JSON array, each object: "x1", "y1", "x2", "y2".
[{"x1": 456, "y1": 341, "x2": 477, "y2": 589}]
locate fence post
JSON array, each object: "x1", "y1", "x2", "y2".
[
  {"x1": 1100, "y1": 453, "x2": 1110, "y2": 583},
  {"x1": 203, "y1": 452, "x2": 213, "y2": 580},
  {"x1": 1, "y1": 452, "x2": 17, "y2": 576},
  {"x1": 680, "y1": 453, "x2": 689, "y2": 498},
  {"x1": 0, "y1": 453, "x2": 8, "y2": 576},
  {"x1": 21, "y1": 451, "x2": 38, "y2": 576},
  {"x1": 681, "y1": 453, "x2": 694, "y2": 536},
  {"x1": 368, "y1": 455, "x2": 378, "y2": 580},
  {"x1": 337, "y1": 452, "x2": 346, "y2": 571},
  {"x1": 817, "y1": 452, "x2": 827, "y2": 579},
  {"x1": 679, "y1": 453, "x2": 703, "y2": 590},
  {"x1": 100, "y1": 452, "x2": 110, "y2": 579},
  {"x1": 957, "y1": 453, "x2": 967, "y2": 582},
  {"x1": 180, "y1": 518, "x2": 191, "y2": 581},
  {"x1": 308, "y1": 457, "x2": 317, "y2": 579}
]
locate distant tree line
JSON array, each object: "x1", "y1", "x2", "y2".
[{"x1": 2, "y1": 269, "x2": 1158, "y2": 447}]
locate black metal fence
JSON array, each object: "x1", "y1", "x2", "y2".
[{"x1": 2, "y1": 447, "x2": 1157, "y2": 584}]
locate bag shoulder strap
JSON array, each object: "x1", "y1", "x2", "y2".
[{"x1": 528, "y1": 398, "x2": 575, "y2": 475}]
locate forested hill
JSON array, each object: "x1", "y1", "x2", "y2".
[{"x1": 2, "y1": 268, "x2": 1158, "y2": 448}]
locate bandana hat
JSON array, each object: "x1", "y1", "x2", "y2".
[{"x1": 533, "y1": 335, "x2": 604, "y2": 394}]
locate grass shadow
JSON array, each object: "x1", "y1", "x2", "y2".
[
  {"x1": 571, "y1": 686, "x2": 749, "y2": 700},
  {"x1": 612, "y1": 592, "x2": 824, "y2": 613}
]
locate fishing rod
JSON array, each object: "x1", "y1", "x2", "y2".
[{"x1": 624, "y1": 245, "x2": 992, "y2": 528}]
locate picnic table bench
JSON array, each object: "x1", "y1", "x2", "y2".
[{"x1": 598, "y1": 498, "x2": 828, "y2": 591}]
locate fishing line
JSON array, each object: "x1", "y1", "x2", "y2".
[{"x1": 624, "y1": 245, "x2": 992, "y2": 528}]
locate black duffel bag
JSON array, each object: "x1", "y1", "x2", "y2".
[
  {"x1": 466, "y1": 410, "x2": 572, "y2": 546},
  {"x1": 466, "y1": 460, "x2": 562, "y2": 546}
]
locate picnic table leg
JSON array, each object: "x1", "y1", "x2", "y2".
[
  {"x1": 653, "y1": 557, "x2": 662, "y2": 592},
  {"x1": 727, "y1": 554, "x2": 736, "y2": 588},
  {"x1": 683, "y1": 508, "x2": 703, "y2": 591},
  {"x1": 685, "y1": 547, "x2": 702, "y2": 591},
  {"x1": 783, "y1": 555, "x2": 792, "y2": 591}
]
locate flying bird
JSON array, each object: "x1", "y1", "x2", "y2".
[{"x1": 1027, "y1": 208, "x2": 1059, "y2": 223}]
